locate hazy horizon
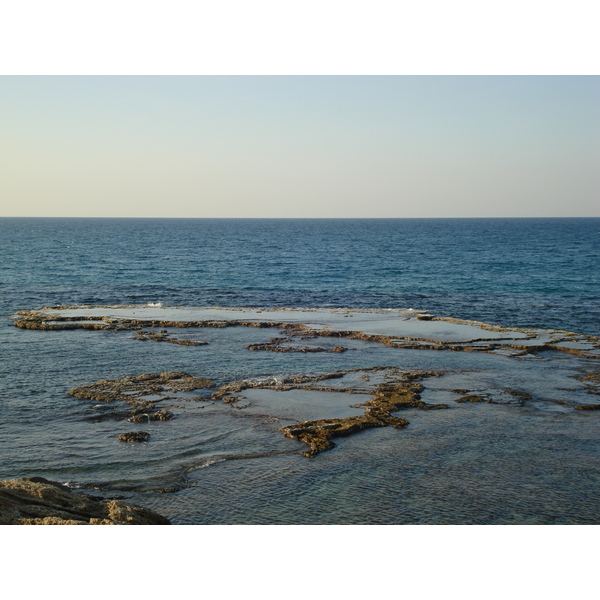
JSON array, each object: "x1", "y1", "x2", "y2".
[{"x1": 1, "y1": 76, "x2": 598, "y2": 219}]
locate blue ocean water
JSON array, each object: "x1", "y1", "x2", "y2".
[
  {"x1": 1, "y1": 217, "x2": 599, "y2": 334},
  {"x1": 1, "y1": 217, "x2": 599, "y2": 524}
]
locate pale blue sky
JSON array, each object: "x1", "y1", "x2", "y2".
[{"x1": 1, "y1": 76, "x2": 598, "y2": 217}]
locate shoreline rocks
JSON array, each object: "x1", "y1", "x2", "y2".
[{"x1": 0, "y1": 477, "x2": 170, "y2": 525}]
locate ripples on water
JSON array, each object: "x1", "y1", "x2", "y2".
[
  {"x1": 142, "y1": 405, "x2": 600, "y2": 525},
  {"x1": 1, "y1": 217, "x2": 599, "y2": 333},
  {"x1": 0, "y1": 218, "x2": 599, "y2": 524}
]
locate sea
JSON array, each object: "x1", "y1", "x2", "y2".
[{"x1": 1, "y1": 217, "x2": 599, "y2": 524}]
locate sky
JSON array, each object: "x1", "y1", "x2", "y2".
[
  {"x1": 1, "y1": 75, "x2": 598, "y2": 218},
  {"x1": 1, "y1": 3, "x2": 598, "y2": 594}
]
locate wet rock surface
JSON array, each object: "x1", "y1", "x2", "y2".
[
  {"x1": 279, "y1": 370, "x2": 446, "y2": 457},
  {"x1": 247, "y1": 337, "x2": 347, "y2": 353},
  {"x1": 210, "y1": 371, "x2": 347, "y2": 402},
  {"x1": 455, "y1": 394, "x2": 496, "y2": 404},
  {"x1": 209, "y1": 368, "x2": 448, "y2": 457},
  {"x1": 578, "y1": 371, "x2": 600, "y2": 396},
  {"x1": 69, "y1": 372, "x2": 214, "y2": 435},
  {"x1": 118, "y1": 431, "x2": 151, "y2": 442},
  {"x1": 129, "y1": 409, "x2": 175, "y2": 423},
  {"x1": 7, "y1": 304, "x2": 600, "y2": 524},
  {"x1": 70, "y1": 372, "x2": 212, "y2": 401},
  {"x1": 13, "y1": 306, "x2": 600, "y2": 468},
  {"x1": 67, "y1": 357, "x2": 600, "y2": 460},
  {"x1": 14, "y1": 305, "x2": 600, "y2": 358},
  {"x1": 0, "y1": 477, "x2": 170, "y2": 524},
  {"x1": 134, "y1": 330, "x2": 208, "y2": 346}
]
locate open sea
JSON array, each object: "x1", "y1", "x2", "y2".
[{"x1": 1, "y1": 217, "x2": 599, "y2": 524}]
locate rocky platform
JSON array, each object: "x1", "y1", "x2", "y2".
[
  {"x1": 13, "y1": 305, "x2": 600, "y2": 358},
  {"x1": 0, "y1": 477, "x2": 170, "y2": 525}
]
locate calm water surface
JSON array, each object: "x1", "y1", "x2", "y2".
[{"x1": 1, "y1": 218, "x2": 598, "y2": 524}]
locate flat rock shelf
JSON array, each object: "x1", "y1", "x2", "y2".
[{"x1": 8, "y1": 305, "x2": 600, "y2": 524}]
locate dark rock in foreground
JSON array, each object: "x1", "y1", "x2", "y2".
[{"x1": 0, "y1": 477, "x2": 170, "y2": 525}]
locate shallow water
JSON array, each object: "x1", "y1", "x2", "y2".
[
  {"x1": 139, "y1": 404, "x2": 600, "y2": 525},
  {"x1": 1, "y1": 218, "x2": 599, "y2": 524}
]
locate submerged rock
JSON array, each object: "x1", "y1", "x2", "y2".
[
  {"x1": 118, "y1": 431, "x2": 151, "y2": 442},
  {"x1": 129, "y1": 409, "x2": 174, "y2": 423},
  {"x1": 68, "y1": 371, "x2": 215, "y2": 404},
  {"x1": 134, "y1": 330, "x2": 208, "y2": 346},
  {"x1": 280, "y1": 371, "x2": 446, "y2": 457},
  {"x1": 69, "y1": 372, "x2": 214, "y2": 424},
  {"x1": 282, "y1": 415, "x2": 410, "y2": 458},
  {"x1": 455, "y1": 394, "x2": 493, "y2": 403},
  {"x1": 246, "y1": 337, "x2": 348, "y2": 353},
  {"x1": 0, "y1": 477, "x2": 170, "y2": 525}
]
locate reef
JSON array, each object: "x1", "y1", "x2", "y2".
[
  {"x1": 118, "y1": 431, "x2": 151, "y2": 442},
  {"x1": 68, "y1": 371, "x2": 213, "y2": 435},
  {"x1": 577, "y1": 371, "x2": 600, "y2": 396},
  {"x1": 69, "y1": 371, "x2": 214, "y2": 402},
  {"x1": 13, "y1": 305, "x2": 600, "y2": 359},
  {"x1": 134, "y1": 330, "x2": 208, "y2": 346},
  {"x1": 455, "y1": 394, "x2": 495, "y2": 404},
  {"x1": 13, "y1": 305, "x2": 600, "y2": 463},
  {"x1": 210, "y1": 368, "x2": 446, "y2": 457},
  {"x1": 281, "y1": 415, "x2": 407, "y2": 457},
  {"x1": 279, "y1": 371, "x2": 447, "y2": 457},
  {"x1": 247, "y1": 337, "x2": 347, "y2": 353},
  {"x1": 129, "y1": 409, "x2": 174, "y2": 423},
  {"x1": 210, "y1": 371, "x2": 348, "y2": 402},
  {"x1": 0, "y1": 477, "x2": 170, "y2": 524},
  {"x1": 70, "y1": 366, "x2": 453, "y2": 458}
]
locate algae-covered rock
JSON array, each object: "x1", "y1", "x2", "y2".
[
  {"x1": 129, "y1": 409, "x2": 174, "y2": 423},
  {"x1": 279, "y1": 373, "x2": 444, "y2": 457},
  {"x1": 0, "y1": 477, "x2": 170, "y2": 524},
  {"x1": 118, "y1": 431, "x2": 151, "y2": 442}
]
